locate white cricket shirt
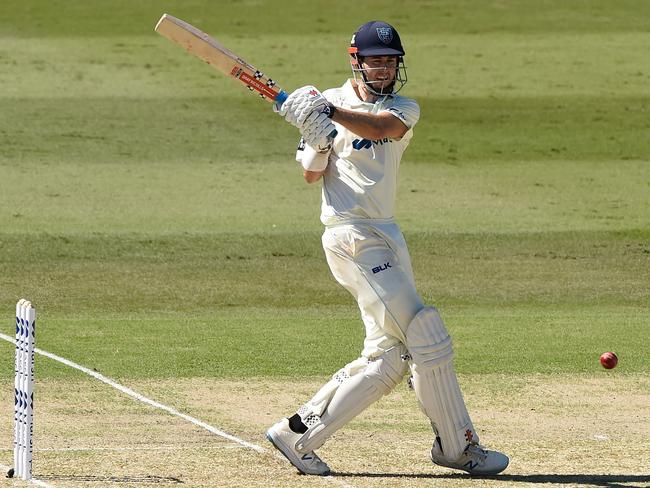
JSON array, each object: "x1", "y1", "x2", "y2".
[{"x1": 296, "y1": 79, "x2": 420, "y2": 226}]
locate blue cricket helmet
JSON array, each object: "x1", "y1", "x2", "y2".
[
  {"x1": 348, "y1": 21, "x2": 408, "y2": 95},
  {"x1": 349, "y1": 21, "x2": 405, "y2": 57}
]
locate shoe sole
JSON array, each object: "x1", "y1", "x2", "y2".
[
  {"x1": 430, "y1": 452, "x2": 509, "y2": 476},
  {"x1": 265, "y1": 430, "x2": 331, "y2": 476}
]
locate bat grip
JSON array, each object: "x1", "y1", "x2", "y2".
[{"x1": 275, "y1": 90, "x2": 288, "y2": 104}]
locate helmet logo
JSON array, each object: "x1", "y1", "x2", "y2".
[{"x1": 376, "y1": 27, "x2": 393, "y2": 44}]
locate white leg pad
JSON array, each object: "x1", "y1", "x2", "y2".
[
  {"x1": 406, "y1": 307, "x2": 478, "y2": 461},
  {"x1": 294, "y1": 345, "x2": 408, "y2": 454}
]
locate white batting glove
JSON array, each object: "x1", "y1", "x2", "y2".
[
  {"x1": 294, "y1": 90, "x2": 332, "y2": 126},
  {"x1": 274, "y1": 85, "x2": 314, "y2": 126},
  {"x1": 276, "y1": 85, "x2": 331, "y2": 129},
  {"x1": 300, "y1": 111, "x2": 335, "y2": 153}
]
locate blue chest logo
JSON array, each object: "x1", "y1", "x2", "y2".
[{"x1": 352, "y1": 138, "x2": 391, "y2": 150}]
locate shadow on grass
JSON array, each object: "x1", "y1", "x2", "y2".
[{"x1": 332, "y1": 471, "x2": 650, "y2": 488}]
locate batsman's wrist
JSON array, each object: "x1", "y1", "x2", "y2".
[{"x1": 323, "y1": 103, "x2": 337, "y2": 119}]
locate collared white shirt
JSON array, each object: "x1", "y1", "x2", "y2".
[{"x1": 297, "y1": 79, "x2": 420, "y2": 226}]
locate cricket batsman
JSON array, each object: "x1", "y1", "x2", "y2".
[{"x1": 266, "y1": 21, "x2": 509, "y2": 476}]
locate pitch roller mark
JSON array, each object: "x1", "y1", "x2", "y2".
[{"x1": 0, "y1": 333, "x2": 356, "y2": 488}]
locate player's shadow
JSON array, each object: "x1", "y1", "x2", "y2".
[{"x1": 332, "y1": 472, "x2": 650, "y2": 488}]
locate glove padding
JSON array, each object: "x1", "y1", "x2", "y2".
[
  {"x1": 300, "y1": 111, "x2": 335, "y2": 153},
  {"x1": 276, "y1": 85, "x2": 330, "y2": 129}
]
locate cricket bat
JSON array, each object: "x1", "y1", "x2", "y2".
[{"x1": 155, "y1": 13, "x2": 288, "y2": 104}]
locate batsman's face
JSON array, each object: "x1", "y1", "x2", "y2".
[{"x1": 361, "y1": 56, "x2": 398, "y2": 90}]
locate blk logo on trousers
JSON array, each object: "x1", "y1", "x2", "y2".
[{"x1": 372, "y1": 262, "x2": 392, "y2": 274}]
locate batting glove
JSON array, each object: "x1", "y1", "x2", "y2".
[
  {"x1": 300, "y1": 111, "x2": 335, "y2": 153},
  {"x1": 276, "y1": 85, "x2": 333, "y2": 129}
]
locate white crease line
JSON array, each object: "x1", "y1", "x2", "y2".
[
  {"x1": 0, "y1": 332, "x2": 264, "y2": 453},
  {"x1": 0, "y1": 462, "x2": 55, "y2": 488},
  {"x1": 0, "y1": 333, "x2": 356, "y2": 488},
  {"x1": 0, "y1": 445, "x2": 246, "y2": 452}
]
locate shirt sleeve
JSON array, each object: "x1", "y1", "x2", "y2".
[
  {"x1": 381, "y1": 97, "x2": 420, "y2": 130},
  {"x1": 322, "y1": 88, "x2": 338, "y2": 105}
]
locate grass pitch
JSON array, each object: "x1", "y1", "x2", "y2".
[
  {"x1": 1, "y1": 375, "x2": 648, "y2": 487},
  {"x1": 0, "y1": 1, "x2": 649, "y2": 486}
]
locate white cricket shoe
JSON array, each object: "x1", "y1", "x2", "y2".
[
  {"x1": 430, "y1": 439, "x2": 509, "y2": 475},
  {"x1": 266, "y1": 419, "x2": 331, "y2": 476}
]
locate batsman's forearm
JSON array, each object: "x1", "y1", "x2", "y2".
[{"x1": 330, "y1": 107, "x2": 390, "y2": 140}]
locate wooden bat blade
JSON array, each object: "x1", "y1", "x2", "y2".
[{"x1": 155, "y1": 14, "x2": 287, "y2": 103}]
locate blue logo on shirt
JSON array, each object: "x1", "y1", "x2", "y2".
[
  {"x1": 352, "y1": 139, "x2": 373, "y2": 150},
  {"x1": 352, "y1": 138, "x2": 391, "y2": 150}
]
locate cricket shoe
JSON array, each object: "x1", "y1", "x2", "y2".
[
  {"x1": 430, "y1": 438, "x2": 509, "y2": 475},
  {"x1": 266, "y1": 418, "x2": 331, "y2": 476}
]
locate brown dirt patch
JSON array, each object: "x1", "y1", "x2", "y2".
[{"x1": 1, "y1": 374, "x2": 648, "y2": 487}]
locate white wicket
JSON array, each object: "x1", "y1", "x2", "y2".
[{"x1": 13, "y1": 299, "x2": 35, "y2": 480}]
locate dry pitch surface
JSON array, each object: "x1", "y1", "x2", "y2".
[{"x1": 1, "y1": 375, "x2": 648, "y2": 488}]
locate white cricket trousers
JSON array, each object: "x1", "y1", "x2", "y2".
[
  {"x1": 322, "y1": 221, "x2": 424, "y2": 358},
  {"x1": 296, "y1": 221, "x2": 478, "y2": 460}
]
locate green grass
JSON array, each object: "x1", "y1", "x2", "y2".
[
  {"x1": 2, "y1": 304, "x2": 648, "y2": 380},
  {"x1": 0, "y1": 230, "x2": 647, "y2": 379},
  {"x1": 0, "y1": 1, "x2": 648, "y2": 383},
  {"x1": 3, "y1": 0, "x2": 650, "y2": 38}
]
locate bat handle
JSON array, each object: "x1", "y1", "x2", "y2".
[
  {"x1": 275, "y1": 90, "x2": 288, "y2": 104},
  {"x1": 275, "y1": 90, "x2": 337, "y2": 138}
]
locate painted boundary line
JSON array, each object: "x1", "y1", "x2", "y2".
[
  {"x1": 0, "y1": 333, "x2": 356, "y2": 488},
  {"x1": 0, "y1": 462, "x2": 55, "y2": 488}
]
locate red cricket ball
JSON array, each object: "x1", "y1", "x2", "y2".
[{"x1": 600, "y1": 351, "x2": 618, "y2": 369}]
